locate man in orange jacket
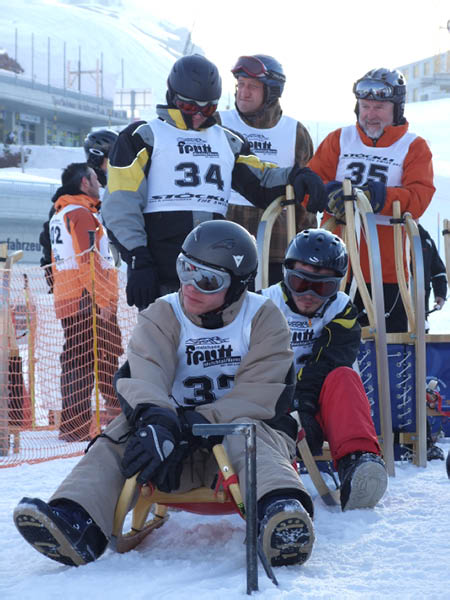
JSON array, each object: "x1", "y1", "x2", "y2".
[
  {"x1": 308, "y1": 68, "x2": 435, "y2": 332},
  {"x1": 50, "y1": 163, "x2": 122, "y2": 441}
]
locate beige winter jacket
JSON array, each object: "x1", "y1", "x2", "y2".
[{"x1": 116, "y1": 290, "x2": 295, "y2": 426}]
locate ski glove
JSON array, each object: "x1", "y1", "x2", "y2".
[
  {"x1": 326, "y1": 180, "x2": 386, "y2": 223},
  {"x1": 298, "y1": 412, "x2": 324, "y2": 456},
  {"x1": 290, "y1": 167, "x2": 328, "y2": 213},
  {"x1": 121, "y1": 423, "x2": 178, "y2": 485},
  {"x1": 151, "y1": 440, "x2": 192, "y2": 493},
  {"x1": 126, "y1": 246, "x2": 160, "y2": 310}
]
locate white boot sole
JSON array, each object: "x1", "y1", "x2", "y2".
[{"x1": 343, "y1": 461, "x2": 388, "y2": 511}]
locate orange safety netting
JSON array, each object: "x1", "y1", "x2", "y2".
[{"x1": 0, "y1": 248, "x2": 138, "y2": 467}]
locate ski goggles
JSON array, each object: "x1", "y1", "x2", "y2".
[
  {"x1": 231, "y1": 56, "x2": 285, "y2": 82},
  {"x1": 353, "y1": 79, "x2": 397, "y2": 100},
  {"x1": 284, "y1": 268, "x2": 340, "y2": 299},
  {"x1": 174, "y1": 94, "x2": 219, "y2": 117},
  {"x1": 176, "y1": 254, "x2": 231, "y2": 294}
]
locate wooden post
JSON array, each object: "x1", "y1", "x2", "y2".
[{"x1": 0, "y1": 245, "x2": 23, "y2": 455}]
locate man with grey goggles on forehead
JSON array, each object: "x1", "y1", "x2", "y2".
[
  {"x1": 308, "y1": 67, "x2": 435, "y2": 334},
  {"x1": 261, "y1": 229, "x2": 387, "y2": 512}
]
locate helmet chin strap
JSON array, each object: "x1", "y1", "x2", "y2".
[{"x1": 198, "y1": 278, "x2": 251, "y2": 329}]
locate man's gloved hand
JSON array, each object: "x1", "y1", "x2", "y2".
[
  {"x1": 360, "y1": 180, "x2": 386, "y2": 214},
  {"x1": 290, "y1": 166, "x2": 327, "y2": 213},
  {"x1": 325, "y1": 181, "x2": 347, "y2": 222},
  {"x1": 179, "y1": 409, "x2": 223, "y2": 450},
  {"x1": 121, "y1": 423, "x2": 177, "y2": 485},
  {"x1": 326, "y1": 179, "x2": 386, "y2": 222},
  {"x1": 151, "y1": 440, "x2": 191, "y2": 493},
  {"x1": 298, "y1": 411, "x2": 324, "y2": 456},
  {"x1": 126, "y1": 246, "x2": 160, "y2": 309}
]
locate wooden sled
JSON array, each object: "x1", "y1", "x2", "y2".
[{"x1": 111, "y1": 444, "x2": 244, "y2": 554}]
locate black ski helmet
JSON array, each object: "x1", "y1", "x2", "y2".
[
  {"x1": 284, "y1": 229, "x2": 348, "y2": 278},
  {"x1": 83, "y1": 129, "x2": 118, "y2": 162},
  {"x1": 232, "y1": 54, "x2": 286, "y2": 108},
  {"x1": 353, "y1": 68, "x2": 406, "y2": 125},
  {"x1": 181, "y1": 220, "x2": 257, "y2": 307},
  {"x1": 167, "y1": 54, "x2": 222, "y2": 104}
]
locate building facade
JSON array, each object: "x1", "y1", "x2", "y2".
[
  {"x1": 0, "y1": 71, "x2": 128, "y2": 146},
  {"x1": 398, "y1": 51, "x2": 450, "y2": 103}
]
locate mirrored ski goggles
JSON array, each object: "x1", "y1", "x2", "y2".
[
  {"x1": 174, "y1": 94, "x2": 219, "y2": 117},
  {"x1": 284, "y1": 268, "x2": 340, "y2": 299},
  {"x1": 353, "y1": 79, "x2": 396, "y2": 100},
  {"x1": 176, "y1": 254, "x2": 231, "y2": 294}
]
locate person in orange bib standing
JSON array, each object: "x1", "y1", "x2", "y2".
[
  {"x1": 308, "y1": 68, "x2": 435, "y2": 332},
  {"x1": 50, "y1": 163, "x2": 122, "y2": 442}
]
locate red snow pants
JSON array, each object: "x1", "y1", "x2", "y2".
[{"x1": 315, "y1": 366, "x2": 381, "y2": 466}]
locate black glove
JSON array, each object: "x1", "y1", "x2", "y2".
[
  {"x1": 290, "y1": 166, "x2": 327, "y2": 213},
  {"x1": 121, "y1": 404, "x2": 182, "y2": 485},
  {"x1": 178, "y1": 409, "x2": 223, "y2": 450},
  {"x1": 122, "y1": 423, "x2": 177, "y2": 485},
  {"x1": 151, "y1": 440, "x2": 192, "y2": 492},
  {"x1": 126, "y1": 246, "x2": 160, "y2": 309},
  {"x1": 299, "y1": 412, "x2": 324, "y2": 456}
]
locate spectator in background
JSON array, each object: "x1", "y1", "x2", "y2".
[
  {"x1": 417, "y1": 224, "x2": 447, "y2": 322},
  {"x1": 49, "y1": 163, "x2": 122, "y2": 442},
  {"x1": 217, "y1": 54, "x2": 316, "y2": 285},
  {"x1": 39, "y1": 129, "x2": 119, "y2": 291},
  {"x1": 83, "y1": 129, "x2": 119, "y2": 189}
]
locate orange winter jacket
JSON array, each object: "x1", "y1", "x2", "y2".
[
  {"x1": 50, "y1": 194, "x2": 118, "y2": 319},
  {"x1": 308, "y1": 121, "x2": 435, "y2": 283}
]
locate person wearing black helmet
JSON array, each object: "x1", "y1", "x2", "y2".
[
  {"x1": 217, "y1": 54, "x2": 317, "y2": 285},
  {"x1": 308, "y1": 68, "x2": 435, "y2": 333},
  {"x1": 102, "y1": 54, "x2": 327, "y2": 310},
  {"x1": 262, "y1": 229, "x2": 387, "y2": 511},
  {"x1": 83, "y1": 129, "x2": 119, "y2": 187},
  {"x1": 14, "y1": 220, "x2": 315, "y2": 569}
]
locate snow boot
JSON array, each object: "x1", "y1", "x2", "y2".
[
  {"x1": 338, "y1": 452, "x2": 387, "y2": 511},
  {"x1": 13, "y1": 497, "x2": 107, "y2": 566},
  {"x1": 258, "y1": 499, "x2": 315, "y2": 567},
  {"x1": 427, "y1": 444, "x2": 444, "y2": 461}
]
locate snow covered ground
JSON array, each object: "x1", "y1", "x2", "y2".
[{"x1": 1, "y1": 433, "x2": 449, "y2": 599}]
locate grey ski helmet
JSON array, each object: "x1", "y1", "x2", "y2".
[
  {"x1": 83, "y1": 129, "x2": 118, "y2": 162},
  {"x1": 353, "y1": 68, "x2": 406, "y2": 125},
  {"x1": 181, "y1": 220, "x2": 257, "y2": 306},
  {"x1": 167, "y1": 54, "x2": 222, "y2": 104},
  {"x1": 232, "y1": 54, "x2": 286, "y2": 107},
  {"x1": 284, "y1": 229, "x2": 348, "y2": 278}
]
